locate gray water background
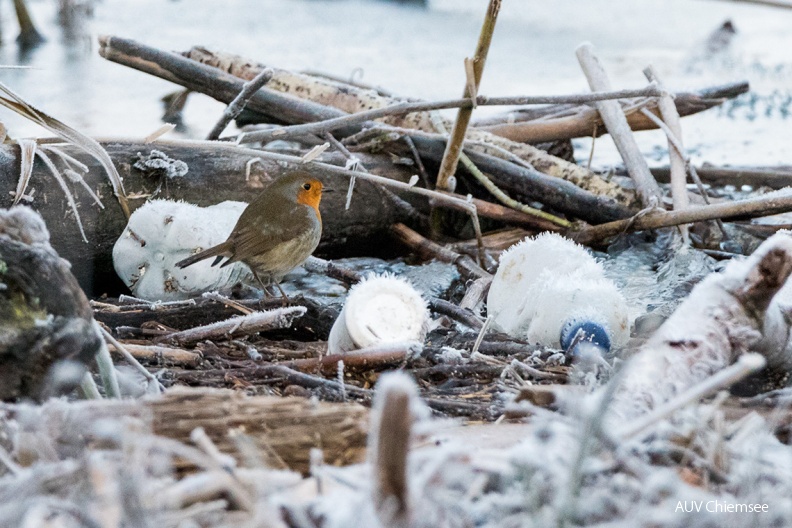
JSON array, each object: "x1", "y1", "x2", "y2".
[{"x1": 0, "y1": 0, "x2": 790, "y2": 168}]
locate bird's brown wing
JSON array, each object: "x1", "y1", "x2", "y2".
[{"x1": 224, "y1": 206, "x2": 311, "y2": 265}]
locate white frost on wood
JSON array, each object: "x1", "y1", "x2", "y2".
[
  {"x1": 758, "y1": 229, "x2": 792, "y2": 372},
  {"x1": 112, "y1": 199, "x2": 252, "y2": 301},
  {"x1": 611, "y1": 232, "x2": 792, "y2": 420}
]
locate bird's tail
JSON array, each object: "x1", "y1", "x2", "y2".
[{"x1": 175, "y1": 241, "x2": 234, "y2": 269}]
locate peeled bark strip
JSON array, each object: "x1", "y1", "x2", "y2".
[
  {"x1": 184, "y1": 46, "x2": 438, "y2": 132},
  {"x1": 611, "y1": 232, "x2": 792, "y2": 419}
]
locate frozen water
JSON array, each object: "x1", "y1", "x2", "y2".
[{"x1": 603, "y1": 233, "x2": 718, "y2": 325}]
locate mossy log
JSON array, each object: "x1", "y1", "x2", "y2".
[{"x1": 0, "y1": 207, "x2": 100, "y2": 400}]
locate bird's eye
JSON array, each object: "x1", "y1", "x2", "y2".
[{"x1": 302, "y1": 183, "x2": 312, "y2": 191}]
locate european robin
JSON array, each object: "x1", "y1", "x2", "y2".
[{"x1": 175, "y1": 171, "x2": 324, "y2": 297}]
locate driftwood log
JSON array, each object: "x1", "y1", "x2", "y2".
[
  {"x1": 0, "y1": 141, "x2": 418, "y2": 295},
  {"x1": 97, "y1": 35, "x2": 641, "y2": 207},
  {"x1": 610, "y1": 233, "x2": 792, "y2": 419}
]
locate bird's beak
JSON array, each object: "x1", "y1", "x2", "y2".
[{"x1": 322, "y1": 188, "x2": 336, "y2": 193}]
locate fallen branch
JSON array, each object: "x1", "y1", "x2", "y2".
[{"x1": 570, "y1": 191, "x2": 792, "y2": 245}]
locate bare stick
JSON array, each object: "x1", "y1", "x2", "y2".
[
  {"x1": 107, "y1": 342, "x2": 199, "y2": 366},
  {"x1": 206, "y1": 67, "x2": 274, "y2": 140},
  {"x1": 428, "y1": 298, "x2": 485, "y2": 330},
  {"x1": 158, "y1": 306, "x2": 306, "y2": 345},
  {"x1": 390, "y1": 223, "x2": 491, "y2": 279},
  {"x1": 435, "y1": 0, "x2": 501, "y2": 191},
  {"x1": 266, "y1": 364, "x2": 373, "y2": 397},
  {"x1": 618, "y1": 354, "x2": 766, "y2": 440},
  {"x1": 571, "y1": 191, "x2": 792, "y2": 245},
  {"x1": 237, "y1": 87, "x2": 662, "y2": 145},
  {"x1": 99, "y1": 324, "x2": 164, "y2": 393},
  {"x1": 471, "y1": 316, "x2": 493, "y2": 355},
  {"x1": 283, "y1": 341, "x2": 422, "y2": 373},
  {"x1": 370, "y1": 374, "x2": 416, "y2": 528},
  {"x1": 93, "y1": 324, "x2": 121, "y2": 399},
  {"x1": 643, "y1": 65, "x2": 689, "y2": 241},
  {"x1": 303, "y1": 256, "x2": 364, "y2": 284},
  {"x1": 576, "y1": 43, "x2": 662, "y2": 207},
  {"x1": 80, "y1": 372, "x2": 102, "y2": 400}
]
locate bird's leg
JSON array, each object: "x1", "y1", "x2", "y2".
[
  {"x1": 272, "y1": 279, "x2": 290, "y2": 306},
  {"x1": 251, "y1": 269, "x2": 290, "y2": 305},
  {"x1": 251, "y1": 269, "x2": 271, "y2": 296}
]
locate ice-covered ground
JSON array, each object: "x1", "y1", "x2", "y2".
[{"x1": 0, "y1": 0, "x2": 789, "y2": 168}]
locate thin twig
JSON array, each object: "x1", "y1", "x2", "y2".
[
  {"x1": 206, "y1": 67, "x2": 274, "y2": 140},
  {"x1": 99, "y1": 324, "x2": 165, "y2": 393},
  {"x1": 576, "y1": 43, "x2": 662, "y2": 207},
  {"x1": 403, "y1": 135, "x2": 430, "y2": 188},
  {"x1": 471, "y1": 316, "x2": 493, "y2": 355},
  {"x1": 158, "y1": 306, "x2": 307, "y2": 345},
  {"x1": 236, "y1": 86, "x2": 663, "y2": 144}
]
